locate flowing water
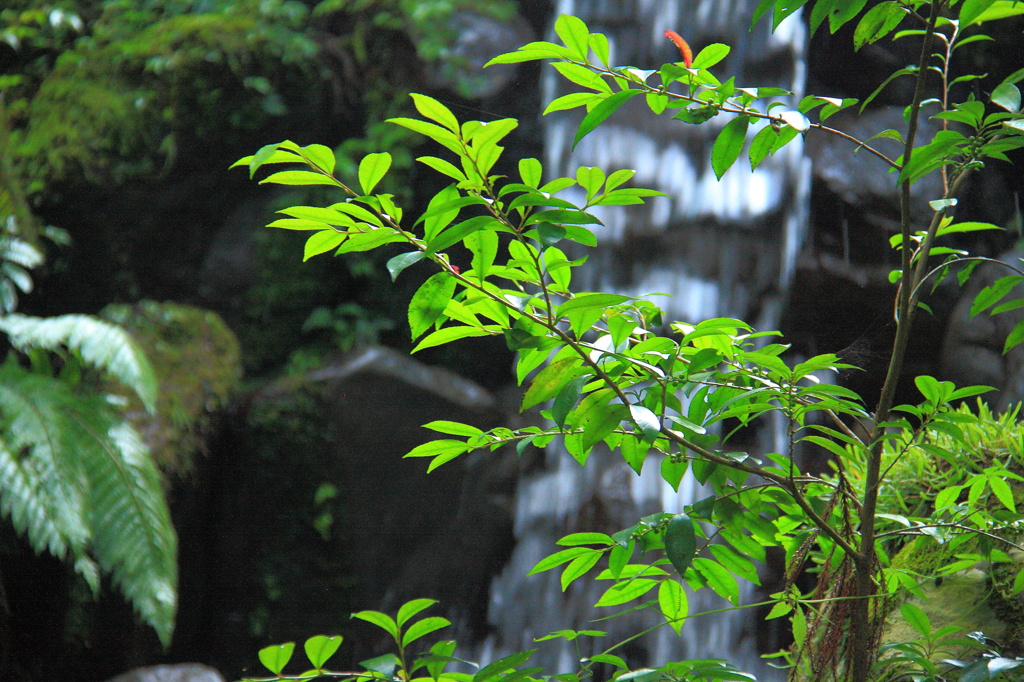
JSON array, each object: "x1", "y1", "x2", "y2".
[{"x1": 479, "y1": 2, "x2": 810, "y2": 678}]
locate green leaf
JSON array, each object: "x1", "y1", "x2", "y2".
[
  {"x1": 554, "y1": 14, "x2": 590, "y2": 60},
  {"x1": 519, "y1": 158, "x2": 543, "y2": 187},
  {"x1": 474, "y1": 650, "x2": 536, "y2": 682},
  {"x1": 303, "y1": 230, "x2": 345, "y2": 260},
  {"x1": 658, "y1": 580, "x2": 688, "y2": 635},
  {"x1": 359, "y1": 152, "x2": 393, "y2": 195},
  {"x1": 709, "y1": 544, "x2": 760, "y2": 585},
  {"x1": 711, "y1": 116, "x2": 750, "y2": 180},
  {"x1": 594, "y1": 578, "x2": 658, "y2": 606},
  {"x1": 829, "y1": 0, "x2": 868, "y2": 33},
  {"x1": 992, "y1": 82, "x2": 1022, "y2": 113},
  {"x1": 854, "y1": 2, "x2": 907, "y2": 50},
  {"x1": 629, "y1": 404, "x2": 661, "y2": 442},
  {"x1": 412, "y1": 325, "x2": 496, "y2": 353},
  {"x1": 557, "y1": 293, "x2": 631, "y2": 317},
  {"x1": 900, "y1": 602, "x2": 930, "y2": 638},
  {"x1": 664, "y1": 514, "x2": 697, "y2": 575},
  {"x1": 561, "y1": 551, "x2": 602, "y2": 591},
  {"x1": 557, "y1": 532, "x2": 614, "y2": 546},
  {"x1": 411, "y1": 94, "x2": 460, "y2": 133},
  {"x1": 387, "y1": 252, "x2": 425, "y2": 281},
  {"x1": 971, "y1": 276, "x2": 1022, "y2": 318},
  {"x1": 528, "y1": 546, "x2": 591, "y2": 575},
  {"x1": 353, "y1": 610, "x2": 400, "y2": 639},
  {"x1": 261, "y1": 170, "x2": 338, "y2": 187},
  {"x1": 989, "y1": 475, "x2": 1016, "y2": 512},
  {"x1": 693, "y1": 557, "x2": 741, "y2": 605},
  {"x1": 960, "y1": 0, "x2": 999, "y2": 25},
  {"x1": 552, "y1": 376, "x2": 587, "y2": 429},
  {"x1": 304, "y1": 635, "x2": 342, "y2": 669},
  {"x1": 404, "y1": 439, "x2": 469, "y2": 464},
  {"x1": 422, "y1": 421, "x2": 483, "y2": 437},
  {"x1": 691, "y1": 43, "x2": 731, "y2": 70},
  {"x1": 573, "y1": 90, "x2": 642, "y2": 151},
  {"x1": 302, "y1": 144, "x2": 336, "y2": 174},
  {"x1": 749, "y1": 124, "x2": 777, "y2": 171},
  {"x1": 259, "y1": 642, "x2": 295, "y2": 675},
  {"x1": 409, "y1": 272, "x2": 457, "y2": 340},
  {"x1": 402, "y1": 616, "x2": 451, "y2": 648},
  {"x1": 397, "y1": 599, "x2": 438, "y2": 627}
]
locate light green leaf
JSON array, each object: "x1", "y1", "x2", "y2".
[
  {"x1": 412, "y1": 326, "x2": 496, "y2": 353},
  {"x1": 261, "y1": 170, "x2": 338, "y2": 187},
  {"x1": 528, "y1": 546, "x2": 591, "y2": 575},
  {"x1": 594, "y1": 578, "x2": 658, "y2": 606},
  {"x1": 353, "y1": 611, "x2": 400, "y2": 639},
  {"x1": 554, "y1": 14, "x2": 590, "y2": 60},
  {"x1": 629, "y1": 404, "x2": 661, "y2": 441},
  {"x1": 854, "y1": 2, "x2": 908, "y2": 50},
  {"x1": 359, "y1": 152, "x2": 393, "y2": 195},
  {"x1": 690, "y1": 43, "x2": 730, "y2": 69},
  {"x1": 693, "y1": 557, "x2": 740, "y2": 605},
  {"x1": 658, "y1": 580, "x2": 688, "y2": 634},
  {"x1": 557, "y1": 532, "x2": 614, "y2": 546},
  {"x1": 303, "y1": 230, "x2": 346, "y2": 261},
  {"x1": 402, "y1": 616, "x2": 451, "y2": 648},
  {"x1": 305, "y1": 635, "x2": 342, "y2": 669},
  {"x1": 900, "y1": 602, "x2": 930, "y2": 638},
  {"x1": 561, "y1": 551, "x2": 602, "y2": 591},
  {"x1": 302, "y1": 144, "x2": 336, "y2": 175},
  {"x1": 259, "y1": 643, "x2": 295, "y2": 675},
  {"x1": 411, "y1": 94, "x2": 460, "y2": 133}
]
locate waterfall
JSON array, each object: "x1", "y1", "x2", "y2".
[{"x1": 479, "y1": 2, "x2": 809, "y2": 679}]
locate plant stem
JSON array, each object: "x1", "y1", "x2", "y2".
[{"x1": 852, "y1": 3, "x2": 943, "y2": 678}]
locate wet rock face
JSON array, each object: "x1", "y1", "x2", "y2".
[
  {"x1": 941, "y1": 250, "x2": 1024, "y2": 410},
  {"x1": 196, "y1": 346, "x2": 521, "y2": 672}
]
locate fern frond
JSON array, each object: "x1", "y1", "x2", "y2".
[
  {"x1": 0, "y1": 362, "x2": 177, "y2": 645},
  {"x1": 0, "y1": 313, "x2": 158, "y2": 412},
  {"x1": 70, "y1": 402, "x2": 178, "y2": 647}
]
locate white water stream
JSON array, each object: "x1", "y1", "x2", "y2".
[{"x1": 479, "y1": 2, "x2": 810, "y2": 679}]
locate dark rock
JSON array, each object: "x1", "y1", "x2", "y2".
[
  {"x1": 941, "y1": 249, "x2": 1024, "y2": 409},
  {"x1": 805, "y1": 106, "x2": 943, "y2": 230},
  {"x1": 197, "y1": 346, "x2": 521, "y2": 672},
  {"x1": 104, "y1": 663, "x2": 225, "y2": 682}
]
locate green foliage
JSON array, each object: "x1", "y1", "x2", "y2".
[{"x1": 240, "y1": 2, "x2": 1024, "y2": 681}]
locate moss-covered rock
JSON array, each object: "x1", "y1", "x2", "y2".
[{"x1": 101, "y1": 300, "x2": 241, "y2": 474}]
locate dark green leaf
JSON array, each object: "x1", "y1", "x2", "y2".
[
  {"x1": 664, "y1": 514, "x2": 696, "y2": 575},
  {"x1": 409, "y1": 272, "x2": 457, "y2": 340},
  {"x1": 387, "y1": 252, "x2": 425, "y2": 281},
  {"x1": 573, "y1": 90, "x2": 643, "y2": 151},
  {"x1": 712, "y1": 116, "x2": 750, "y2": 180}
]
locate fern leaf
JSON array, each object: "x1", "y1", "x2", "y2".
[
  {"x1": 0, "y1": 313, "x2": 158, "y2": 412},
  {"x1": 0, "y1": 363, "x2": 177, "y2": 645}
]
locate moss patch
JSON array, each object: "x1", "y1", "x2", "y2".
[{"x1": 101, "y1": 300, "x2": 241, "y2": 474}]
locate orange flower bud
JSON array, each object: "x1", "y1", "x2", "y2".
[{"x1": 664, "y1": 30, "x2": 693, "y2": 68}]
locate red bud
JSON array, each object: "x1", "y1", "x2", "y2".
[{"x1": 664, "y1": 30, "x2": 693, "y2": 68}]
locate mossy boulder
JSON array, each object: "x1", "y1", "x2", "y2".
[{"x1": 101, "y1": 300, "x2": 241, "y2": 474}]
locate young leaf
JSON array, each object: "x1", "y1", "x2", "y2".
[
  {"x1": 352, "y1": 611, "x2": 400, "y2": 639},
  {"x1": 304, "y1": 635, "x2": 343, "y2": 670},
  {"x1": 358, "y1": 152, "x2": 392, "y2": 195},
  {"x1": 711, "y1": 116, "x2": 750, "y2": 180},
  {"x1": 259, "y1": 642, "x2": 295, "y2": 675},
  {"x1": 554, "y1": 14, "x2": 591, "y2": 61},
  {"x1": 402, "y1": 617, "x2": 451, "y2": 648},
  {"x1": 397, "y1": 599, "x2": 438, "y2": 627}
]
